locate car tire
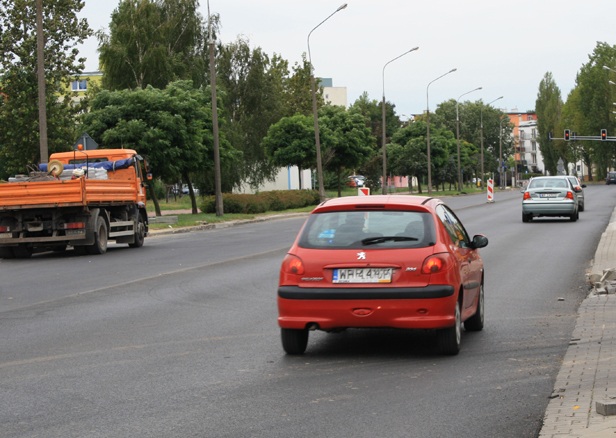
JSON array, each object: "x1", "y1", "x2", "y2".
[
  {"x1": 570, "y1": 210, "x2": 579, "y2": 222},
  {"x1": 129, "y1": 215, "x2": 145, "y2": 248},
  {"x1": 281, "y1": 328, "x2": 309, "y2": 355},
  {"x1": 0, "y1": 247, "x2": 15, "y2": 259},
  {"x1": 579, "y1": 202, "x2": 585, "y2": 212},
  {"x1": 87, "y1": 217, "x2": 108, "y2": 255},
  {"x1": 522, "y1": 213, "x2": 532, "y2": 223},
  {"x1": 437, "y1": 301, "x2": 461, "y2": 355},
  {"x1": 12, "y1": 243, "x2": 33, "y2": 259},
  {"x1": 464, "y1": 283, "x2": 484, "y2": 332}
]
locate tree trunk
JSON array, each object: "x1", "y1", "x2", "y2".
[
  {"x1": 337, "y1": 166, "x2": 342, "y2": 198},
  {"x1": 298, "y1": 166, "x2": 302, "y2": 190},
  {"x1": 183, "y1": 172, "x2": 198, "y2": 214},
  {"x1": 149, "y1": 184, "x2": 161, "y2": 217},
  {"x1": 416, "y1": 175, "x2": 422, "y2": 194}
]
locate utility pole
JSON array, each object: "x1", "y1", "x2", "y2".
[
  {"x1": 36, "y1": 0, "x2": 48, "y2": 164},
  {"x1": 207, "y1": 1, "x2": 223, "y2": 217}
]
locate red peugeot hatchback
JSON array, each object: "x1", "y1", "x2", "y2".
[{"x1": 277, "y1": 195, "x2": 488, "y2": 355}]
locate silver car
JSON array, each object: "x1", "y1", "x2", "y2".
[
  {"x1": 521, "y1": 176, "x2": 580, "y2": 222},
  {"x1": 566, "y1": 176, "x2": 586, "y2": 211}
]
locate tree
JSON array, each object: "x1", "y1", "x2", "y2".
[
  {"x1": 349, "y1": 92, "x2": 401, "y2": 149},
  {"x1": 574, "y1": 42, "x2": 616, "y2": 179},
  {"x1": 319, "y1": 106, "x2": 375, "y2": 197},
  {"x1": 216, "y1": 37, "x2": 289, "y2": 190},
  {"x1": 0, "y1": 0, "x2": 92, "y2": 179},
  {"x1": 535, "y1": 72, "x2": 563, "y2": 176},
  {"x1": 283, "y1": 54, "x2": 324, "y2": 118},
  {"x1": 97, "y1": 0, "x2": 208, "y2": 91},
  {"x1": 262, "y1": 115, "x2": 315, "y2": 189},
  {"x1": 80, "y1": 80, "x2": 231, "y2": 216}
]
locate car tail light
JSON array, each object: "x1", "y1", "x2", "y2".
[
  {"x1": 566, "y1": 191, "x2": 574, "y2": 200},
  {"x1": 0, "y1": 225, "x2": 9, "y2": 232},
  {"x1": 65, "y1": 222, "x2": 85, "y2": 229},
  {"x1": 282, "y1": 254, "x2": 305, "y2": 275},
  {"x1": 422, "y1": 253, "x2": 451, "y2": 274},
  {"x1": 523, "y1": 192, "x2": 531, "y2": 200}
]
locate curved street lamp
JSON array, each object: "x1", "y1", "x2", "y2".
[
  {"x1": 480, "y1": 96, "x2": 503, "y2": 190},
  {"x1": 381, "y1": 47, "x2": 419, "y2": 194},
  {"x1": 308, "y1": 3, "x2": 347, "y2": 202},
  {"x1": 456, "y1": 87, "x2": 482, "y2": 191},
  {"x1": 426, "y1": 68, "x2": 456, "y2": 195}
]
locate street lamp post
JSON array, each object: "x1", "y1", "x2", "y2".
[
  {"x1": 426, "y1": 68, "x2": 456, "y2": 196},
  {"x1": 207, "y1": 0, "x2": 223, "y2": 216},
  {"x1": 480, "y1": 96, "x2": 503, "y2": 190},
  {"x1": 456, "y1": 87, "x2": 482, "y2": 191},
  {"x1": 308, "y1": 3, "x2": 347, "y2": 202},
  {"x1": 499, "y1": 116, "x2": 509, "y2": 189},
  {"x1": 381, "y1": 47, "x2": 419, "y2": 194}
]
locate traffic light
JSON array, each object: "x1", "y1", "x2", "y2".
[
  {"x1": 548, "y1": 132, "x2": 552, "y2": 142},
  {"x1": 564, "y1": 129, "x2": 570, "y2": 141},
  {"x1": 601, "y1": 129, "x2": 607, "y2": 140}
]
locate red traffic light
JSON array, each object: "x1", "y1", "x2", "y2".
[
  {"x1": 564, "y1": 129, "x2": 570, "y2": 141},
  {"x1": 601, "y1": 129, "x2": 607, "y2": 140}
]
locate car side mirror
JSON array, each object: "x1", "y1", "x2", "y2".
[
  {"x1": 472, "y1": 234, "x2": 488, "y2": 249},
  {"x1": 582, "y1": 184, "x2": 587, "y2": 188}
]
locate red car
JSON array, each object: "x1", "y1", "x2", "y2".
[{"x1": 277, "y1": 195, "x2": 488, "y2": 355}]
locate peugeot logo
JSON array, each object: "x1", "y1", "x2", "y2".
[{"x1": 357, "y1": 252, "x2": 366, "y2": 260}]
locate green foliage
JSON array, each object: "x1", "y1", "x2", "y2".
[
  {"x1": 97, "y1": 0, "x2": 208, "y2": 90},
  {"x1": 0, "y1": 0, "x2": 92, "y2": 178},
  {"x1": 262, "y1": 114, "x2": 315, "y2": 189},
  {"x1": 348, "y1": 92, "x2": 400, "y2": 148},
  {"x1": 535, "y1": 72, "x2": 563, "y2": 175},
  {"x1": 79, "y1": 80, "x2": 234, "y2": 214},
  {"x1": 200, "y1": 190, "x2": 319, "y2": 214},
  {"x1": 319, "y1": 105, "x2": 375, "y2": 196}
]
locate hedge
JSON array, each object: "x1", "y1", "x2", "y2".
[{"x1": 200, "y1": 190, "x2": 320, "y2": 214}]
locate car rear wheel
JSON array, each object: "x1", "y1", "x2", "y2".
[
  {"x1": 579, "y1": 202, "x2": 585, "y2": 212},
  {"x1": 87, "y1": 217, "x2": 108, "y2": 255},
  {"x1": 437, "y1": 302, "x2": 461, "y2": 355},
  {"x1": 281, "y1": 328, "x2": 309, "y2": 355},
  {"x1": 464, "y1": 283, "x2": 484, "y2": 332},
  {"x1": 570, "y1": 210, "x2": 579, "y2": 222},
  {"x1": 522, "y1": 213, "x2": 532, "y2": 222}
]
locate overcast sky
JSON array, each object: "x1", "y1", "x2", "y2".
[{"x1": 78, "y1": 0, "x2": 616, "y2": 119}]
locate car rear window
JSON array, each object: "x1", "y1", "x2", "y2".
[
  {"x1": 298, "y1": 210, "x2": 436, "y2": 249},
  {"x1": 528, "y1": 178, "x2": 569, "y2": 189}
]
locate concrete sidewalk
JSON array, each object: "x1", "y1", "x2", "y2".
[{"x1": 539, "y1": 208, "x2": 616, "y2": 438}]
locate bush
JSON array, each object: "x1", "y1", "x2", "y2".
[{"x1": 200, "y1": 190, "x2": 320, "y2": 214}]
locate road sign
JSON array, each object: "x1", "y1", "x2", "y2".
[{"x1": 358, "y1": 188, "x2": 370, "y2": 196}]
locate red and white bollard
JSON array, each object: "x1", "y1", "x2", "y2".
[{"x1": 487, "y1": 179, "x2": 494, "y2": 203}]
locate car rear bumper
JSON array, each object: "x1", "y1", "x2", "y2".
[
  {"x1": 277, "y1": 285, "x2": 457, "y2": 330},
  {"x1": 522, "y1": 201, "x2": 576, "y2": 216}
]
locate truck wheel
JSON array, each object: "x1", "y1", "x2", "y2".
[
  {"x1": 129, "y1": 215, "x2": 145, "y2": 248},
  {"x1": 87, "y1": 217, "x2": 108, "y2": 255},
  {"x1": 0, "y1": 247, "x2": 15, "y2": 259},
  {"x1": 12, "y1": 244, "x2": 33, "y2": 259}
]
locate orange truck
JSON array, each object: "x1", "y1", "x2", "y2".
[{"x1": 0, "y1": 148, "x2": 149, "y2": 258}]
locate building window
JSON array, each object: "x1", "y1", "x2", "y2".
[
  {"x1": 527, "y1": 114, "x2": 533, "y2": 121},
  {"x1": 532, "y1": 128, "x2": 536, "y2": 138},
  {"x1": 531, "y1": 141, "x2": 536, "y2": 151},
  {"x1": 71, "y1": 79, "x2": 87, "y2": 91}
]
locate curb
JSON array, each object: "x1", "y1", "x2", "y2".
[{"x1": 147, "y1": 212, "x2": 310, "y2": 237}]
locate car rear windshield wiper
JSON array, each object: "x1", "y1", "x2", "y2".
[{"x1": 361, "y1": 236, "x2": 418, "y2": 245}]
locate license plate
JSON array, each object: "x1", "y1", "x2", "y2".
[
  {"x1": 333, "y1": 268, "x2": 393, "y2": 283},
  {"x1": 66, "y1": 229, "x2": 85, "y2": 235},
  {"x1": 0, "y1": 232, "x2": 12, "y2": 239},
  {"x1": 539, "y1": 193, "x2": 558, "y2": 198}
]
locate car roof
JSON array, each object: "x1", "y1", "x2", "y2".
[{"x1": 313, "y1": 195, "x2": 439, "y2": 213}]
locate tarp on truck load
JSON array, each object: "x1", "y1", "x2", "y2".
[{"x1": 39, "y1": 158, "x2": 133, "y2": 172}]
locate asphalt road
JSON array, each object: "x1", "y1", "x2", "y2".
[{"x1": 1, "y1": 186, "x2": 615, "y2": 438}]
